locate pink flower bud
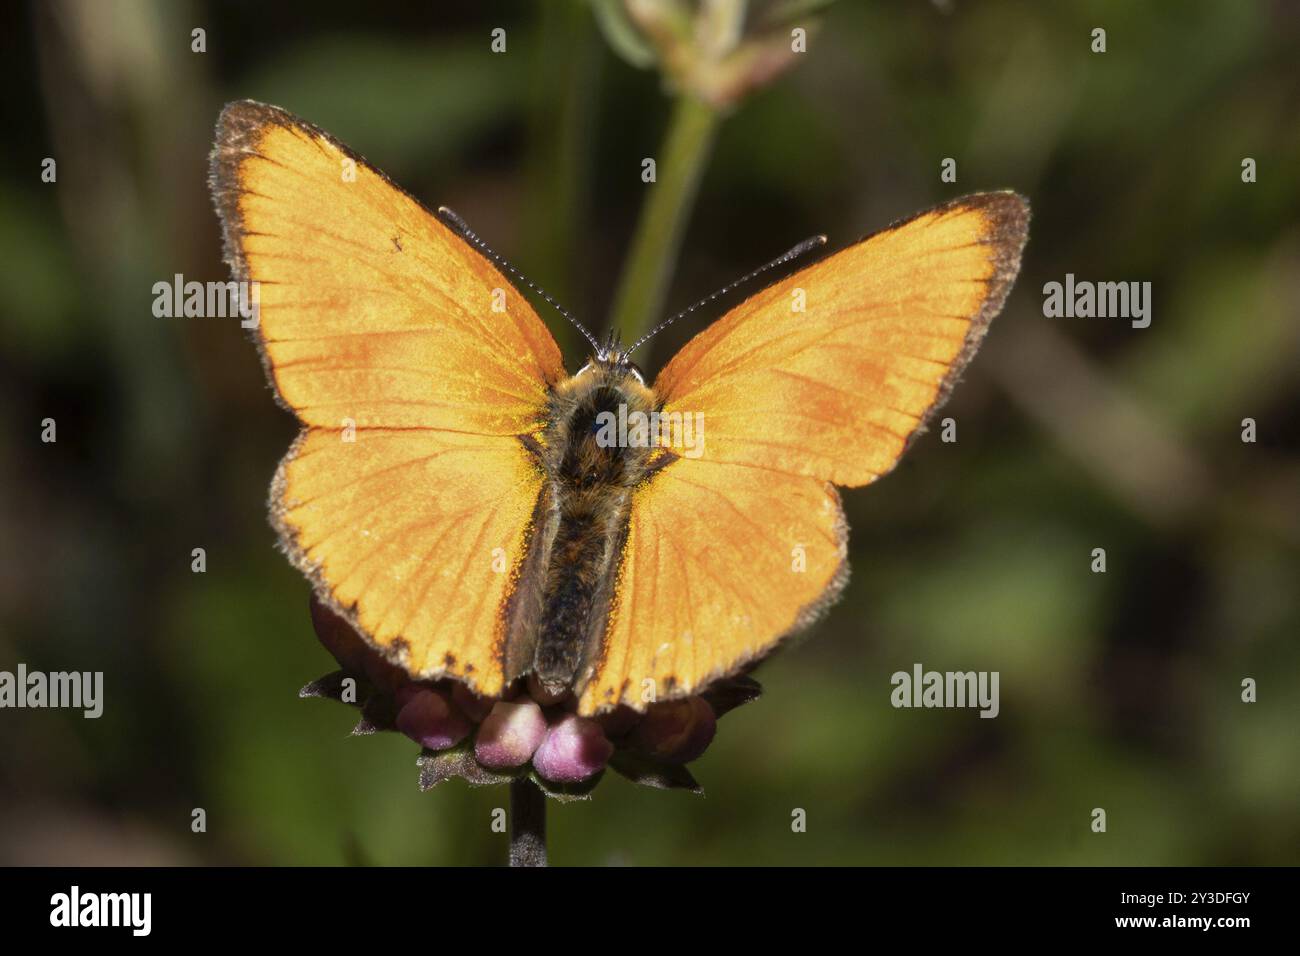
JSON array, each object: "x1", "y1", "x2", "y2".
[
  {"x1": 475, "y1": 700, "x2": 548, "y2": 769},
  {"x1": 532, "y1": 714, "x2": 613, "y2": 783},
  {"x1": 452, "y1": 682, "x2": 495, "y2": 722},
  {"x1": 396, "y1": 689, "x2": 470, "y2": 751},
  {"x1": 632, "y1": 697, "x2": 716, "y2": 764}
]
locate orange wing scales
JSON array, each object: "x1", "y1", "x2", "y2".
[
  {"x1": 211, "y1": 100, "x2": 563, "y2": 696},
  {"x1": 578, "y1": 462, "x2": 848, "y2": 714},
  {"x1": 575, "y1": 192, "x2": 1028, "y2": 713},
  {"x1": 273, "y1": 429, "x2": 544, "y2": 692},
  {"x1": 653, "y1": 192, "x2": 1029, "y2": 488}
]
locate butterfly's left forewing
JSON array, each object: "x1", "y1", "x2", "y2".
[
  {"x1": 211, "y1": 100, "x2": 564, "y2": 696},
  {"x1": 577, "y1": 192, "x2": 1029, "y2": 713}
]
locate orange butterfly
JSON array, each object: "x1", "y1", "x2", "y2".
[{"x1": 210, "y1": 100, "x2": 1029, "y2": 717}]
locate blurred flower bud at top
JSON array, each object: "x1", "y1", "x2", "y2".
[
  {"x1": 598, "y1": 0, "x2": 821, "y2": 111},
  {"x1": 396, "y1": 688, "x2": 471, "y2": 752},
  {"x1": 475, "y1": 700, "x2": 548, "y2": 769},
  {"x1": 632, "y1": 696, "x2": 716, "y2": 764},
  {"x1": 532, "y1": 714, "x2": 614, "y2": 783}
]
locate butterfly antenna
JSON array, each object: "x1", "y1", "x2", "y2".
[
  {"x1": 437, "y1": 206, "x2": 602, "y2": 354},
  {"x1": 625, "y1": 234, "x2": 828, "y2": 357}
]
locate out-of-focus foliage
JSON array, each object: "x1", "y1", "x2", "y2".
[{"x1": 0, "y1": 0, "x2": 1296, "y2": 865}]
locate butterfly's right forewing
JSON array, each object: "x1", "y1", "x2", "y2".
[{"x1": 575, "y1": 193, "x2": 1030, "y2": 714}]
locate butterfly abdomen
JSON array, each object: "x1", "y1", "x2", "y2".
[{"x1": 524, "y1": 363, "x2": 658, "y2": 695}]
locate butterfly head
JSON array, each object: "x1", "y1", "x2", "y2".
[{"x1": 577, "y1": 329, "x2": 647, "y2": 386}]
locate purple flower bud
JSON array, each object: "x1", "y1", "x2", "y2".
[
  {"x1": 474, "y1": 700, "x2": 548, "y2": 769},
  {"x1": 309, "y1": 597, "x2": 411, "y2": 693},
  {"x1": 396, "y1": 689, "x2": 470, "y2": 751},
  {"x1": 598, "y1": 705, "x2": 640, "y2": 739},
  {"x1": 532, "y1": 714, "x2": 613, "y2": 783},
  {"x1": 362, "y1": 658, "x2": 407, "y2": 695},
  {"x1": 452, "y1": 681, "x2": 494, "y2": 723},
  {"x1": 394, "y1": 682, "x2": 424, "y2": 710},
  {"x1": 632, "y1": 697, "x2": 716, "y2": 764},
  {"x1": 309, "y1": 595, "x2": 372, "y2": 675}
]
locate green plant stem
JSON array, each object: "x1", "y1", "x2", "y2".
[
  {"x1": 509, "y1": 778, "x2": 547, "y2": 867},
  {"x1": 606, "y1": 94, "x2": 721, "y2": 355}
]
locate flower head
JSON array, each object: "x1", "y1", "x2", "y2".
[{"x1": 300, "y1": 595, "x2": 761, "y2": 800}]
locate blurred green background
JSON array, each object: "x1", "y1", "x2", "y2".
[{"x1": 1, "y1": 0, "x2": 1297, "y2": 866}]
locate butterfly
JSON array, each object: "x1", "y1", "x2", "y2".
[{"x1": 210, "y1": 99, "x2": 1029, "y2": 717}]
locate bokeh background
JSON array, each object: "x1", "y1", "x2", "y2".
[{"x1": 1, "y1": 0, "x2": 1297, "y2": 866}]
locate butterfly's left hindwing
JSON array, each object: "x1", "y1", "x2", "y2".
[{"x1": 274, "y1": 429, "x2": 543, "y2": 693}]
